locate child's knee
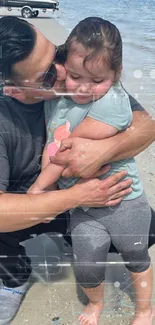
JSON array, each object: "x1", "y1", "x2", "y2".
[
  {"x1": 73, "y1": 238, "x2": 110, "y2": 287},
  {"x1": 121, "y1": 245, "x2": 151, "y2": 273},
  {"x1": 74, "y1": 263, "x2": 106, "y2": 288}
]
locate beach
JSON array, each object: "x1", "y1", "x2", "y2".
[{"x1": 0, "y1": 8, "x2": 155, "y2": 325}]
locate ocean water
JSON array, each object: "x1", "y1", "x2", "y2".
[{"x1": 55, "y1": 0, "x2": 155, "y2": 111}]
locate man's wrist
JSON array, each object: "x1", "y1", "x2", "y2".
[
  {"x1": 42, "y1": 186, "x2": 83, "y2": 218},
  {"x1": 64, "y1": 186, "x2": 84, "y2": 208},
  {"x1": 98, "y1": 138, "x2": 118, "y2": 165}
]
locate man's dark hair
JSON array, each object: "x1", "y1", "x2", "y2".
[{"x1": 0, "y1": 16, "x2": 36, "y2": 81}]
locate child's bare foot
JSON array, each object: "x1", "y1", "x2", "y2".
[
  {"x1": 131, "y1": 307, "x2": 155, "y2": 325},
  {"x1": 78, "y1": 301, "x2": 103, "y2": 325}
]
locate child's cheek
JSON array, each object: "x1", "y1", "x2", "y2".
[
  {"x1": 94, "y1": 80, "x2": 113, "y2": 97},
  {"x1": 65, "y1": 76, "x2": 78, "y2": 92}
]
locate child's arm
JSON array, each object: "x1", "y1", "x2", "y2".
[
  {"x1": 28, "y1": 115, "x2": 117, "y2": 195},
  {"x1": 69, "y1": 83, "x2": 132, "y2": 142},
  {"x1": 28, "y1": 147, "x2": 65, "y2": 194},
  {"x1": 29, "y1": 84, "x2": 132, "y2": 194},
  {"x1": 70, "y1": 117, "x2": 118, "y2": 140},
  {"x1": 41, "y1": 146, "x2": 50, "y2": 171},
  {"x1": 28, "y1": 98, "x2": 67, "y2": 194}
]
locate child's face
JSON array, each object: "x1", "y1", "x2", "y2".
[{"x1": 65, "y1": 43, "x2": 116, "y2": 104}]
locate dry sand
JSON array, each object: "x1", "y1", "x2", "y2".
[{"x1": 0, "y1": 15, "x2": 154, "y2": 325}]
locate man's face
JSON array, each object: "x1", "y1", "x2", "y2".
[{"x1": 5, "y1": 28, "x2": 66, "y2": 103}]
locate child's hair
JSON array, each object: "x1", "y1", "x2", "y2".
[{"x1": 65, "y1": 17, "x2": 122, "y2": 77}]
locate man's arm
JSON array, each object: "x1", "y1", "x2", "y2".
[
  {"x1": 0, "y1": 127, "x2": 80, "y2": 231},
  {"x1": 101, "y1": 110, "x2": 155, "y2": 163},
  {"x1": 0, "y1": 121, "x2": 133, "y2": 232},
  {"x1": 0, "y1": 171, "x2": 132, "y2": 232},
  {"x1": 50, "y1": 99, "x2": 155, "y2": 178},
  {"x1": 106, "y1": 94, "x2": 155, "y2": 160}
]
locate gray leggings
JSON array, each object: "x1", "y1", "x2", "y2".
[{"x1": 70, "y1": 193, "x2": 151, "y2": 288}]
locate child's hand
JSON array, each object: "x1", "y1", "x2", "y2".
[{"x1": 27, "y1": 185, "x2": 45, "y2": 195}]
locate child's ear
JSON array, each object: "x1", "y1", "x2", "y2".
[{"x1": 4, "y1": 86, "x2": 26, "y2": 101}]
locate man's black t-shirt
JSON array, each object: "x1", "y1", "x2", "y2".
[
  {"x1": 0, "y1": 94, "x2": 144, "y2": 194},
  {"x1": 0, "y1": 97, "x2": 46, "y2": 193}
]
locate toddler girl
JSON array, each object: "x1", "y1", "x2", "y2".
[{"x1": 28, "y1": 17, "x2": 153, "y2": 325}]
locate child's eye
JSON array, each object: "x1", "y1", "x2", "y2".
[
  {"x1": 93, "y1": 79, "x2": 105, "y2": 84},
  {"x1": 70, "y1": 74, "x2": 80, "y2": 80}
]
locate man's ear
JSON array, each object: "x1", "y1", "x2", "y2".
[
  {"x1": 3, "y1": 86, "x2": 26, "y2": 101},
  {"x1": 55, "y1": 63, "x2": 66, "y2": 81}
]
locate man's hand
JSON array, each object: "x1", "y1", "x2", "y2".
[
  {"x1": 50, "y1": 137, "x2": 105, "y2": 178},
  {"x1": 75, "y1": 170, "x2": 132, "y2": 207}
]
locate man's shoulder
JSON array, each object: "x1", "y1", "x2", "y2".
[{"x1": 0, "y1": 96, "x2": 27, "y2": 137}]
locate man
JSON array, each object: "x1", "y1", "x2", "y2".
[{"x1": 0, "y1": 16, "x2": 154, "y2": 324}]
